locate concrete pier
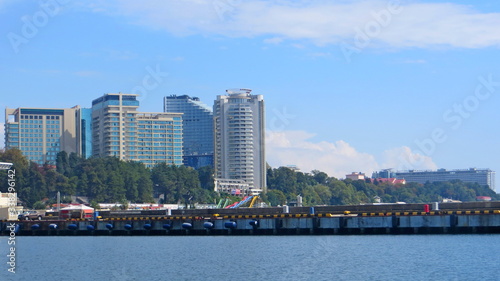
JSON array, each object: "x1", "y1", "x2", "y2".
[{"x1": 2, "y1": 210, "x2": 500, "y2": 236}]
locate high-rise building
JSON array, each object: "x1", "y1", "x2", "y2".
[
  {"x1": 213, "y1": 89, "x2": 266, "y2": 194},
  {"x1": 372, "y1": 169, "x2": 396, "y2": 179},
  {"x1": 91, "y1": 93, "x2": 183, "y2": 167},
  {"x1": 377, "y1": 168, "x2": 496, "y2": 191},
  {"x1": 4, "y1": 106, "x2": 88, "y2": 165},
  {"x1": 134, "y1": 112, "x2": 183, "y2": 167},
  {"x1": 91, "y1": 93, "x2": 139, "y2": 158},
  {"x1": 76, "y1": 107, "x2": 93, "y2": 159},
  {"x1": 164, "y1": 95, "x2": 213, "y2": 169}
]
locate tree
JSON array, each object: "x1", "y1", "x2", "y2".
[
  {"x1": 107, "y1": 173, "x2": 126, "y2": 202},
  {"x1": 56, "y1": 151, "x2": 70, "y2": 176},
  {"x1": 312, "y1": 184, "x2": 332, "y2": 205},
  {"x1": 90, "y1": 200, "x2": 100, "y2": 210},
  {"x1": 151, "y1": 164, "x2": 201, "y2": 204},
  {"x1": 302, "y1": 185, "x2": 322, "y2": 206},
  {"x1": 68, "y1": 152, "x2": 80, "y2": 174},
  {"x1": 312, "y1": 170, "x2": 328, "y2": 185},
  {"x1": 7, "y1": 145, "x2": 500, "y2": 208},
  {"x1": 78, "y1": 172, "x2": 89, "y2": 196},
  {"x1": 0, "y1": 148, "x2": 29, "y2": 195},
  {"x1": 265, "y1": 189, "x2": 287, "y2": 206},
  {"x1": 124, "y1": 172, "x2": 139, "y2": 202},
  {"x1": 87, "y1": 171, "x2": 105, "y2": 202},
  {"x1": 119, "y1": 199, "x2": 129, "y2": 210},
  {"x1": 197, "y1": 166, "x2": 215, "y2": 191},
  {"x1": 137, "y1": 174, "x2": 154, "y2": 203},
  {"x1": 267, "y1": 167, "x2": 298, "y2": 194},
  {"x1": 327, "y1": 180, "x2": 359, "y2": 205},
  {"x1": 32, "y1": 201, "x2": 47, "y2": 210}
]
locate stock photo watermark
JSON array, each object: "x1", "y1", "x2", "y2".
[
  {"x1": 341, "y1": 0, "x2": 403, "y2": 63},
  {"x1": 7, "y1": 0, "x2": 69, "y2": 54},
  {"x1": 132, "y1": 64, "x2": 168, "y2": 102},
  {"x1": 212, "y1": 0, "x2": 241, "y2": 21},
  {"x1": 112, "y1": 267, "x2": 133, "y2": 281},
  {"x1": 6, "y1": 168, "x2": 17, "y2": 274},
  {"x1": 265, "y1": 106, "x2": 296, "y2": 146},
  {"x1": 268, "y1": 107, "x2": 295, "y2": 132},
  {"x1": 399, "y1": 74, "x2": 499, "y2": 170}
]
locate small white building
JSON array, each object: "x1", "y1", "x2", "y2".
[
  {"x1": 346, "y1": 172, "x2": 366, "y2": 181},
  {"x1": 214, "y1": 178, "x2": 258, "y2": 196},
  {"x1": 0, "y1": 192, "x2": 21, "y2": 220},
  {"x1": 0, "y1": 162, "x2": 20, "y2": 220}
]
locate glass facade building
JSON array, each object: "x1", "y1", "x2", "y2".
[
  {"x1": 4, "y1": 107, "x2": 81, "y2": 165},
  {"x1": 76, "y1": 107, "x2": 92, "y2": 159},
  {"x1": 164, "y1": 95, "x2": 213, "y2": 169}
]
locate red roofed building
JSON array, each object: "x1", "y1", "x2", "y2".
[{"x1": 371, "y1": 178, "x2": 406, "y2": 185}]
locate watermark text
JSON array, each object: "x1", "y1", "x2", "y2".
[{"x1": 6, "y1": 168, "x2": 17, "y2": 274}]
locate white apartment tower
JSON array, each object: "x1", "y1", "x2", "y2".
[{"x1": 214, "y1": 89, "x2": 266, "y2": 194}]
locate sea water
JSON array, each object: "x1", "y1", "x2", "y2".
[{"x1": 1, "y1": 235, "x2": 498, "y2": 281}]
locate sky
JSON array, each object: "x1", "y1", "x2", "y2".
[{"x1": 1, "y1": 0, "x2": 499, "y2": 191}]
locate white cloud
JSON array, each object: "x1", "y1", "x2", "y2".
[
  {"x1": 266, "y1": 130, "x2": 437, "y2": 178},
  {"x1": 83, "y1": 0, "x2": 500, "y2": 49},
  {"x1": 380, "y1": 146, "x2": 438, "y2": 171},
  {"x1": 263, "y1": 37, "x2": 284, "y2": 45},
  {"x1": 266, "y1": 130, "x2": 379, "y2": 178}
]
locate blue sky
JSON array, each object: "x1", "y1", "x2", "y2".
[{"x1": 1, "y1": 0, "x2": 499, "y2": 191}]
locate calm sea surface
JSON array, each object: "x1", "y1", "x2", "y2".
[{"x1": 1, "y1": 235, "x2": 499, "y2": 281}]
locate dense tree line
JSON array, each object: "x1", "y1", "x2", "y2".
[
  {"x1": 0, "y1": 149, "x2": 217, "y2": 208},
  {"x1": 1, "y1": 149, "x2": 498, "y2": 208},
  {"x1": 264, "y1": 166, "x2": 499, "y2": 206}
]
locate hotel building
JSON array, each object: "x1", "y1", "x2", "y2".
[
  {"x1": 376, "y1": 168, "x2": 496, "y2": 191},
  {"x1": 213, "y1": 89, "x2": 266, "y2": 195},
  {"x1": 91, "y1": 93, "x2": 183, "y2": 167},
  {"x1": 4, "y1": 106, "x2": 90, "y2": 165}
]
